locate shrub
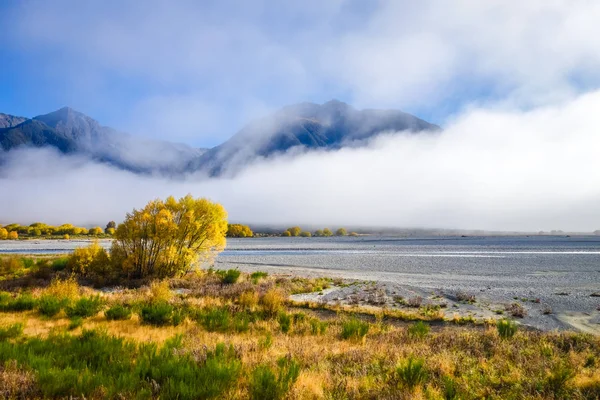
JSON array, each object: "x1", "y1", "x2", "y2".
[
  {"x1": 335, "y1": 228, "x2": 347, "y2": 236},
  {"x1": 4, "y1": 294, "x2": 37, "y2": 311},
  {"x1": 149, "y1": 280, "x2": 173, "y2": 303},
  {"x1": 250, "y1": 357, "x2": 301, "y2": 400},
  {"x1": 51, "y1": 257, "x2": 69, "y2": 271},
  {"x1": 545, "y1": 363, "x2": 575, "y2": 396},
  {"x1": 261, "y1": 289, "x2": 285, "y2": 316},
  {"x1": 407, "y1": 296, "x2": 423, "y2": 308},
  {"x1": 299, "y1": 231, "x2": 311, "y2": 237},
  {"x1": 250, "y1": 271, "x2": 268, "y2": 283},
  {"x1": 278, "y1": 312, "x2": 292, "y2": 333},
  {"x1": 140, "y1": 302, "x2": 174, "y2": 326},
  {"x1": 0, "y1": 323, "x2": 23, "y2": 341},
  {"x1": 341, "y1": 317, "x2": 369, "y2": 341},
  {"x1": 68, "y1": 317, "x2": 83, "y2": 330},
  {"x1": 66, "y1": 295, "x2": 104, "y2": 319},
  {"x1": 0, "y1": 257, "x2": 22, "y2": 276},
  {"x1": 67, "y1": 241, "x2": 110, "y2": 276},
  {"x1": 497, "y1": 319, "x2": 518, "y2": 339},
  {"x1": 198, "y1": 307, "x2": 231, "y2": 332},
  {"x1": 105, "y1": 304, "x2": 132, "y2": 321},
  {"x1": 38, "y1": 295, "x2": 64, "y2": 317},
  {"x1": 396, "y1": 357, "x2": 427, "y2": 389},
  {"x1": 20, "y1": 258, "x2": 35, "y2": 269},
  {"x1": 44, "y1": 276, "x2": 79, "y2": 301},
  {"x1": 221, "y1": 269, "x2": 241, "y2": 284},
  {"x1": 110, "y1": 195, "x2": 228, "y2": 279},
  {"x1": 456, "y1": 291, "x2": 476, "y2": 303},
  {"x1": 408, "y1": 321, "x2": 430, "y2": 338},
  {"x1": 442, "y1": 375, "x2": 459, "y2": 400},
  {"x1": 239, "y1": 290, "x2": 259, "y2": 310},
  {"x1": 309, "y1": 318, "x2": 328, "y2": 335},
  {"x1": 506, "y1": 303, "x2": 527, "y2": 318},
  {"x1": 281, "y1": 230, "x2": 291, "y2": 237},
  {"x1": 171, "y1": 308, "x2": 187, "y2": 326}
]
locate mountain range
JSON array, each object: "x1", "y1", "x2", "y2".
[{"x1": 0, "y1": 100, "x2": 440, "y2": 176}]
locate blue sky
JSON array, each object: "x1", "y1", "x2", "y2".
[{"x1": 2, "y1": 1, "x2": 599, "y2": 148}]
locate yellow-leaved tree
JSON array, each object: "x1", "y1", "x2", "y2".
[{"x1": 111, "y1": 195, "x2": 228, "y2": 278}]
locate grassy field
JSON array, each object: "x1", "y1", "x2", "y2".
[{"x1": 0, "y1": 255, "x2": 599, "y2": 399}]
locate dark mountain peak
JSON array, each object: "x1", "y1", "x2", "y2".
[{"x1": 190, "y1": 100, "x2": 440, "y2": 176}]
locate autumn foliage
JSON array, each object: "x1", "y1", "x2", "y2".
[
  {"x1": 110, "y1": 195, "x2": 228, "y2": 279},
  {"x1": 227, "y1": 224, "x2": 254, "y2": 238}
]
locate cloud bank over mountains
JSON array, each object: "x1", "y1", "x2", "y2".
[{"x1": 2, "y1": 91, "x2": 599, "y2": 232}]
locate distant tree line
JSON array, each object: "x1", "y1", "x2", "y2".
[
  {"x1": 281, "y1": 226, "x2": 358, "y2": 237},
  {"x1": 226, "y1": 224, "x2": 254, "y2": 238},
  {"x1": 0, "y1": 221, "x2": 118, "y2": 240}
]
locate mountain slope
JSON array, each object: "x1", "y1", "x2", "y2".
[
  {"x1": 0, "y1": 113, "x2": 27, "y2": 129},
  {"x1": 0, "y1": 119, "x2": 76, "y2": 153},
  {"x1": 190, "y1": 100, "x2": 440, "y2": 176},
  {"x1": 1, "y1": 107, "x2": 205, "y2": 174}
]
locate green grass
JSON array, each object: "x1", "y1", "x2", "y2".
[
  {"x1": 0, "y1": 323, "x2": 23, "y2": 341},
  {"x1": 396, "y1": 357, "x2": 427, "y2": 389},
  {"x1": 249, "y1": 357, "x2": 301, "y2": 400},
  {"x1": 0, "y1": 329, "x2": 241, "y2": 399},
  {"x1": 407, "y1": 321, "x2": 430, "y2": 338},
  {"x1": 341, "y1": 317, "x2": 369, "y2": 341},
  {"x1": 2, "y1": 293, "x2": 37, "y2": 311}
]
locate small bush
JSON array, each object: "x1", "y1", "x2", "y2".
[
  {"x1": 51, "y1": 257, "x2": 69, "y2": 271},
  {"x1": 408, "y1": 321, "x2": 430, "y2": 338},
  {"x1": 442, "y1": 375, "x2": 459, "y2": 400},
  {"x1": 4, "y1": 294, "x2": 37, "y2": 311},
  {"x1": 66, "y1": 295, "x2": 104, "y2": 319},
  {"x1": 239, "y1": 290, "x2": 259, "y2": 310},
  {"x1": 38, "y1": 295, "x2": 64, "y2": 317},
  {"x1": 221, "y1": 269, "x2": 241, "y2": 284},
  {"x1": 148, "y1": 280, "x2": 173, "y2": 303},
  {"x1": 251, "y1": 271, "x2": 268, "y2": 283},
  {"x1": 140, "y1": 302, "x2": 174, "y2": 326},
  {"x1": 68, "y1": 317, "x2": 83, "y2": 330},
  {"x1": 407, "y1": 296, "x2": 423, "y2": 308},
  {"x1": 506, "y1": 303, "x2": 527, "y2": 318},
  {"x1": 456, "y1": 291, "x2": 476, "y2": 303},
  {"x1": 250, "y1": 357, "x2": 301, "y2": 400},
  {"x1": 171, "y1": 308, "x2": 187, "y2": 326},
  {"x1": 0, "y1": 323, "x2": 23, "y2": 341},
  {"x1": 67, "y1": 241, "x2": 109, "y2": 276},
  {"x1": 44, "y1": 276, "x2": 79, "y2": 301},
  {"x1": 261, "y1": 288, "x2": 285, "y2": 316},
  {"x1": 198, "y1": 307, "x2": 231, "y2": 332},
  {"x1": 545, "y1": 363, "x2": 575, "y2": 395},
  {"x1": 278, "y1": 312, "x2": 292, "y2": 333},
  {"x1": 309, "y1": 318, "x2": 328, "y2": 335},
  {"x1": 497, "y1": 319, "x2": 518, "y2": 339},
  {"x1": 341, "y1": 317, "x2": 369, "y2": 341},
  {"x1": 20, "y1": 258, "x2": 35, "y2": 269},
  {"x1": 0, "y1": 257, "x2": 22, "y2": 275},
  {"x1": 105, "y1": 304, "x2": 132, "y2": 321},
  {"x1": 396, "y1": 357, "x2": 427, "y2": 389}
]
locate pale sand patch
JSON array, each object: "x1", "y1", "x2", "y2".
[{"x1": 556, "y1": 312, "x2": 600, "y2": 335}]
